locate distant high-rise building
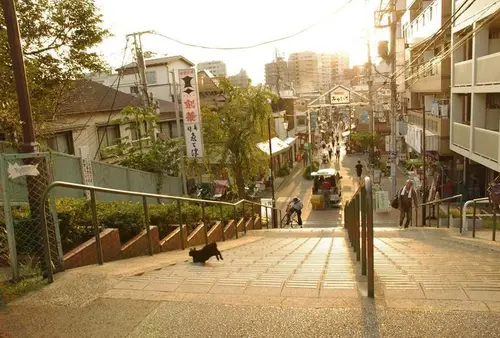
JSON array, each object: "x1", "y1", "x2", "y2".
[
  {"x1": 197, "y1": 60, "x2": 227, "y2": 78},
  {"x1": 288, "y1": 52, "x2": 319, "y2": 94},
  {"x1": 265, "y1": 57, "x2": 291, "y2": 89},
  {"x1": 228, "y1": 69, "x2": 250, "y2": 88}
]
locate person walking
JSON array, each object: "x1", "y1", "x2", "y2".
[
  {"x1": 328, "y1": 144, "x2": 333, "y2": 161},
  {"x1": 335, "y1": 144, "x2": 341, "y2": 162},
  {"x1": 398, "y1": 180, "x2": 418, "y2": 229},
  {"x1": 355, "y1": 160, "x2": 363, "y2": 181}
]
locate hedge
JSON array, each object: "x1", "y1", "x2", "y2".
[{"x1": 1, "y1": 198, "x2": 252, "y2": 254}]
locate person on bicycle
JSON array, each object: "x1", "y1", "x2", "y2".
[{"x1": 286, "y1": 197, "x2": 303, "y2": 226}]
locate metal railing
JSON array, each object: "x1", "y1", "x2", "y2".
[
  {"x1": 464, "y1": 197, "x2": 497, "y2": 240},
  {"x1": 40, "y1": 181, "x2": 282, "y2": 283},
  {"x1": 418, "y1": 194, "x2": 463, "y2": 231},
  {"x1": 344, "y1": 176, "x2": 374, "y2": 298}
]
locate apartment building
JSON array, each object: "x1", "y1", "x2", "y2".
[
  {"x1": 450, "y1": 0, "x2": 500, "y2": 196},
  {"x1": 264, "y1": 56, "x2": 291, "y2": 90},
  {"x1": 401, "y1": 0, "x2": 456, "y2": 180},
  {"x1": 197, "y1": 60, "x2": 227, "y2": 78},
  {"x1": 228, "y1": 69, "x2": 250, "y2": 88},
  {"x1": 288, "y1": 52, "x2": 319, "y2": 94}
]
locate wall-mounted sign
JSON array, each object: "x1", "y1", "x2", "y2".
[{"x1": 7, "y1": 163, "x2": 39, "y2": 179}]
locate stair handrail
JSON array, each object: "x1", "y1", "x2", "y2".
[{"x1": 40, "y1": 181, "x2": 281, "y2": 283}]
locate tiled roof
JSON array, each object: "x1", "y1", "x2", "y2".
[{"x1": 119, "y1": 55, "x2": 195, "y2": 70}]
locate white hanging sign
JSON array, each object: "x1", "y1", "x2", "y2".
[
  {"x1": 7, "y1": 162, "x2": 39, "y2": 179},
  {"x1": 179, "y1": 68, "x2": 204, "y2": 158}
]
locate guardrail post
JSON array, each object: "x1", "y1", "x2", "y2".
[
  {"x1": 265, "y1": 207, "x2": 269, "y2": 229},
  {"x1": 472, "y1": 201, "x2": 476, "y2": 238},
  {"x1": 90, "y1": 190, "x2": 104, "y2": 265},
  {"x1": 355, "y1": 194, "x2": 360, "y2": 262},
  {"x1": 202, "y1": 202, "x2": 208, "y2": 244},
  {"x1": 366, "y1": 179, "x2": 374, "y2": 298},
  {"x1": 361, "y1": 187, "x2": 367, "y2": 275},
  {"x1": 177, "y1": 200, "x2": 185, "y2": 249},
  {"x1": 142, "y1": 196, "x2": 153, "y2": 256},
  {"x1": 220, "y1": 205, "x2": 225, "y2": 241},
  {"x1": 493, "y1": 206, "x2": 497, "y2": 241},
  {"x1": 446, "y1": 201, "x2": 451, "y2": 228},
  {"x1": 459, "y1": 195, "x2": 463, "y2": 233},
  {"x1": 233, "y1": 205, "x2": 238, "y2": 239}
]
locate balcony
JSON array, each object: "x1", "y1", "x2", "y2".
[
  {"x1": 408, "y1": 59, "x2": 450, "y2": 92},
  {"x1": 473, "y1": 127, "x2": 499, "y2": 162},
  {"x1": 453, "y1": 60, "x2": 472, "y2": 86},
  {"x1": 476, "y1": 52, "x2": 500, "y2": 85},
  {"x1": 452, "y1": 122, "x2": 470, "y2": 150},
  {"x1": 404, "y1": 0, "x2": 441, "y2": 45}
]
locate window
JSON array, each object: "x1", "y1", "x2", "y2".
[
  {"x1": 129, "y1": 123, "x2": 140, "y2": 141},
  {"x1": 47, "y1": 131, "x2": 74, "y2": 154},
  {"x1": 429, "y1": 7, "x2": 433, "y2": 20},
  {"x1": 97, "y1": 125, "x2": 120, "y2": 148},
  {"x1": 130, "y1": 86, "x2": 139, "y2": 94},
  {"x1": 170, "y1": 121, "x2": 184, "y2": 138},
  {"x1": 146, "y1": 71, "x2": 157, "y2": 84}
]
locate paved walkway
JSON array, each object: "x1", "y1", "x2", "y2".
[{"x1": 3, "y1": 228, "x2": 500, "y2": 337}]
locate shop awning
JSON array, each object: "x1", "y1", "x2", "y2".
[
  {"x1": 257, "y1": 137, "x2": 290, "y2": 156},
  {"x1": 284, "y1": 137, "x2": 296, "y2": 145}
]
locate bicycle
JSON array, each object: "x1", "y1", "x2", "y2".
[{"x1": 280, "y1": 207, "x2": 301, "y2": 228}]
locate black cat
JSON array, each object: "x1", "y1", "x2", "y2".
[{"x1": 189, "y1": 242, "x2": 223, "y2": 263}]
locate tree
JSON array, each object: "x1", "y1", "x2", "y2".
[
  {"x1": 116, "y1": 106, "x2": 180, "y2": 194},
  {"x1": 202, "y1": 80, "x2": 276, "y2": 198},
  {"x1": 0, "y1": 0, "x2": 109, "y2": 142}
]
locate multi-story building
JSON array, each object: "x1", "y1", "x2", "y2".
[
  {"x1": 264, "y1": 57, "x2": 291, "y2": 90},
  {"x1": 401, "y1": 0, "x2": 455, "y2": 182},
  {"x1": 450, "y1": 0, "x2": 500, "y2": 197},
  {"x1": 197, "y1": 60, "x2": 227, "y2": 78},
  {"x1": 288, "y1": 52, "x2": 319, "y2": 94},
  {"x1": 228, "y1": 69, "x2": 250, "y2": 88},
  {"x1": 331, "y1": 53, "x2": 350, "y2": 82},
  {"x1": 92, "y1": 55, "x2": 195, "y2": 102}
]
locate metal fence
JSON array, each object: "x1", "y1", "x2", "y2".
[
  {"x1": 344, "y1": 176, "x2": 374, "y2": 298},
  {"x1": 0, "y1": 151, "x2": 182, "y2": 281}
]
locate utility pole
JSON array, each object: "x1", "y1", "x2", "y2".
[
  {"x1": 422, "y1": 107, "x2": 427, "y2": 226},
  {"x1": 267, "y1": 117, "x2": 277, "y2": 228},
  {"x1": 389, "y1": 0, "x2": 398, "y2": 197},
  {"x1": 275, "y1": 48, "x2": 281, "y2": 98},
  {"x1": 171, "y1": 72, "x2": 188, "y2": 196},
  {"x1": 367, "y1": 39, "x2": 374, "y2": 135}
]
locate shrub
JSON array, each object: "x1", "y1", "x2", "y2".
[
  {"x1": 277, "y1": 165, "x2": 290, "y2": 177},
  {"x1": 303, "y1": 161, "x2": 320, "y2": 180}
]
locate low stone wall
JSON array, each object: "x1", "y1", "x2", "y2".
[
  {"x1": 236, "y1": 218, "x2": 245, "y2": 233},
  {"x1": 207, "y1": 221, "x2": 223, "y2": 243},
  {"x1": 121, "y1": 226, "x2": 160, "y2": 259},
  {"x1": 187, "y1": 223, "x2": 207, "y2": 247},
  {"x1": 253, "y1": 217, "x2": 262, "y2": 229},
  {"x1": 63, "y1": 229, "x2": 121, "y2": 270},
  {"x1": 224, "y1": 220, "x2": 236, "y2": 240},
  {"x1": 160, "y1": 224, "x2": 188, "y2": 251}
]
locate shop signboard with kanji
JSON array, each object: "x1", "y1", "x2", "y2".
[{"x1": 178, "y1": 68, "x2": 204, "y2": 158}]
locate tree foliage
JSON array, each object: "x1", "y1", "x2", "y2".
[
  {"x1": 117, "y1": 106, "x2": 180, "y2": 178},
  {"x1": 0, "y1": 0, "x2": 109, "y2": 141},
  {"x1": 202, "y1": 80, "x2": 276, "y2": 198}
]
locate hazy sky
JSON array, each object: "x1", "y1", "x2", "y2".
[{"x1": 93, "y1": 0, "x2": 386, "y2": 84}]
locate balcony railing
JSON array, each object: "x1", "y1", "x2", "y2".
[
  {"x1": 473, "y1": 127, "x2": 499, "y2": 162},
  {"x1": 454, "y1": 60, "x2": 472, "y2": 86},
  {"x1": 476, "y1": 52, "x2": 500, "y2": 85},
  {"x1": 452, "y1": 122, "x2": 470, "y2": 150}
]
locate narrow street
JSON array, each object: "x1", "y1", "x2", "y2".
[{"x1": 275, "y1": 140, "x2": 409, "y2": 227}]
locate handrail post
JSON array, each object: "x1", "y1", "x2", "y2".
[
  {"x1": 242, "y1": 202, "x2": 246, "y2": 221},
  {"x1": 278, "y1": 209, "x2": 282, "y2": 228},
  {"x1": 366, "y1": 178, "x2": 374, "y2": 298},
  {"x1": 202, "y1": 202, "x2": 208, "y2": 244},
  {"x1": 355, "y1": 194, "x2": 360, "y2": 262},
  {"x1": 177, "y1": 200, "x2": 185, "y2": 249},
  {"x1": 436, "y1": 202, "x2": 440, "y2": 228},
  {"x1": 142, "y1": 196, "x2": 153, "y2": 256},
  {"x1": 446, "y1": 201, "x2": 450, "y2": 228},
  {"x1": 493, "y1": 205, "x2": 497, "y2": 241},
  {"x1": 459, "y1": 195, "x2": 463, "y2": 233},
  {"x1": 220, "y1": 205, "x2": 225, "y2": 241},
  {"x1": 233, "y1": 205, "x2": 238, "y2": 239},
  {"x1": 472, "y1": 201, "x2": 476, "y2": 238},
  {"x1": 251, "y1": 203, "x2": 255, "y2": 230},
  {"x1": 361, "y1": 187, "x2": 367, "y2": 275},
  {"x1": 90, "y1": 190, "x2": 104, "y2": 265},
  {"x1": 265, "y1": 207, "x2": 269, "y2": 229},
  {"x1": 39, "y1": 190, "x2": 53, "y2": 283}
]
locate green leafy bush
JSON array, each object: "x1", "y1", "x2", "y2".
[
  {"x1": 277, "y1": 165, "x2": 290, "y2": 177},
  {"x1": 303, "y1": 161, "x2": 320, "y2": 180}
]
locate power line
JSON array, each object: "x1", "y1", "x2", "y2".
[{"x1": 151, "y1": 0, "x2": 356, "y2": 50}]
